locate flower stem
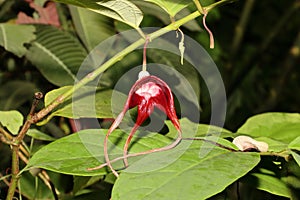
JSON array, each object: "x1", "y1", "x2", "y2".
[{"x1": 142, "y1": 36, "x2": 150, "y2": 72}]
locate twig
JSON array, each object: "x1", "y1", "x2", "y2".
[
  {"x1": 0, "y1": 132, "x2": 13, "y2": 145},
  {"x1": 41, "y1": 170, "x2": 59, "y2": 200},
  {"x1": 0, "y1": 173, "x2": 11, "y2": 185},
  {"x1": 6, "y1": 92, "x2": 43, "y2": 200}
]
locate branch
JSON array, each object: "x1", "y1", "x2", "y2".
[{"x1": 6, "y1": 92, "x2": 43, "y2": 200}]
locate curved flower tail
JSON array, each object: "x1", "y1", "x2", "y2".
[{"x1": 103, "y1": 110, "x2": 127, "y2": 177}]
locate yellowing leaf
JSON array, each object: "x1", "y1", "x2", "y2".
[{"x1": 0, "y1": 110, "x2": 24, "y2": 135}]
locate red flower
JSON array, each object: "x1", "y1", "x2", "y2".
[{"x1": 104, "y1": 74, "x2": 182, "y2": 177}]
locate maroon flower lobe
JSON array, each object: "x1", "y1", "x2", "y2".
[{"x1": 127, "y1": 75, "x2": 180, "y2": 131}]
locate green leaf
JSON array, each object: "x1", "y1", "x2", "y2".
[
  {"x1": 145, "y1": 0, "x2": 191, "y2": 17},
  {"x1": 26, "y1": 129, "x2": 56, "y2": 141},
  {"x1": 291, "y1": 151, "x2": 300, "y2": 167},
  {"x1": 0, "y1": 81, "x2": 37, "y2": 110},
  {"x1": 112, "y1": 145, "x2": 259, "y2": 199},
  {"x1": 26, "y1": 25, "x2": 87, "y2": 86},
  {"x1": 242, "y1": 168, "x2": 292, "y2": 198},
  {"x1": 26, "y1": 129, "x2": 172, "y2": 176},
  {"x1": 288, "y1": 136, "x2": 300, "y2": 151},
  {"x1": 237, "y1": 113, "x2": 300, "y2": 144},
  {"x1": 94, "y1": 0, "x2": 143, "y2": 28},
  {"x1": 253, "y1": 137, "x2": 288, "y2": 152},
  {"x1": 0, "y1": 24, "x2": 35, "y2": 57},
  {"x1": 69, "y1": 5, "x2": 115, "y2": 51},
  {"x1": 54, "y1": 0, "x2": 143, "y2": 28},
  {"x1": 165, "y1": 118, "x2": 232, "y2": 139},
  {"x1": 133, "y1": 1, "x2": 201, "y2": 31},
  {"x1": 39, "y1": 86, "x2": 124, "y2": 125},
  {"x1": 0, "y1": 110, "x2": 23, "y2": 135},
  {"x1": 73, "y1": 175, "x2": 103, "y2": 194},
  {"x1": 19, "y1": 171, "x2": 53, "y2": 199}
]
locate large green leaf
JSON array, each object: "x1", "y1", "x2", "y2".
[
  {"x1": 0, "y1": 81, "x2": 37, "y2": 110},
  {"x1": 0, "y1": 24, "x2": 35, "y2": 57},
  {"x1": 165, "y1": 118, "x2": 233, "y2": 139},
  {"x1": 253, "y1": 136, "x2": 288, "y2": 152},
  {"x1": 237, "y1": 113, "x2": 300, "y2": 144},
  {"x1": 26, "y1": 118, "x2": 239, "y2": 176},
  {"x1": 69, "y1": 5, "x2": 115, "y2": 51},
  {"x1": 54, "y1": 0, "x2": 143, "y2": 28},
  {"x1": 0, "y1": 110, "x2": 23, "y2": 135},
  {"x1": 26, "y1": 129, "x2": 172, "y2": 176},
  {"x1": 145, "y1": 0, "x2": 191, "y2": 17},
  {"x1": 291, "y1": 152, "x2": 300, "y2": 167},
  {"x1": 26, "y1": 25, "x2": 87, "y2": 86},
  {"x1": 133, "y1": 1, "x2": 201, "y2": 31},
  {"x1": 26, "y1": 129, "x2": 56, "y2": 141},
  {"x1": 38, "y1": 86, "x2": 123, "y2": 125},
  {"x1": 112, "y1": 144, "x2": 259, "y2": 200},
  {"x1": 242, "y1": 168, "x2": 292, "y2": 198},
  {"x1": 73, "y1": 175, "x2": 104, "y2": 194},
  {"x1": 288, "y1": 136, "x2": 300, "y2": 151},
  {"x1": 19, "y1": 172, "x2": 53, "y2": 199}
]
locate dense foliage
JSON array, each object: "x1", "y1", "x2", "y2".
[{"x1": 0, "y1": 0, "x2": 299, "y2": 199}]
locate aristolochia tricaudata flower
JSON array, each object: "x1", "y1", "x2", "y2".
[{"x1": 103, "y1": 74, "x2": 182, "y2": 177}]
